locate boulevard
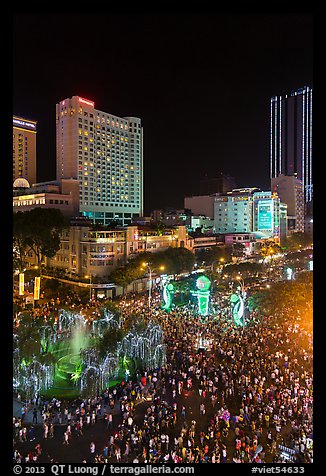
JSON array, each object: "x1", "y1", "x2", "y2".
[{"x1": 13, "y1": 264, "x2": 313, "y2": 464}]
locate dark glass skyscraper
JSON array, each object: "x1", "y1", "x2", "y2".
[{"x1": 270, "y1": 86, "x2": 313, "y2": 203}]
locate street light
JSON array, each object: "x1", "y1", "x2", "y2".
[
  {"x1": 85, "y1": 275, "x2": 92, "y2": 302},
  {"x1": 141, "y1": 262, "x2": 164, "y2": 308},
  {"x1": 236, "y1": 275, "x2": 245, "y2": 294}
]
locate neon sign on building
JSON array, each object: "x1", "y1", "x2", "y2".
[
  {"x1": 13, "y1": 118, "x2": 37, "y2": 131},
  {"x1": 78, "y1": 97, "x2": 95, "y2": 107}
]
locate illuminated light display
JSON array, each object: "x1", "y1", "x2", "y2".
[
  {"x1": 230, "y1": 292, "x2": 245, "y2": 326},
  {"x1": 19, "y1": 273, "x2": 24, "y2": 296},
  {"x1": 162, "y1": 282, "x2": 175, "y2": 311},
  {"x1": 78, "y1": 97, "x2": 95, "y2": 107},
  {"x1": 34, "y1": 276, "x2": 40, "y2": 300},
  {"x1": 270, "y1": 87, "x2": 313, "y2": 203},
  {"x1": 193, "y1": 275, "x2": 211, "y2": 316},
  {"x1": 257, "y1": 200, "x2": 273, "y2": 230},
  {"x1": 286, "y1": 267, "x2": 293, "y2": 280}
]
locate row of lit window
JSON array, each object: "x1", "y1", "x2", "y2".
[
  {"x1": 82, "y1": 202, "x2": 139, "y2": 207},
  {"x1": 14, "y1": 199, "x2": 45, "y2": 206}
]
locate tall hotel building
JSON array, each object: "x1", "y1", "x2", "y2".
[
  {"x1": 56, "y1": 96, "x2": 143, "y2": 226},
  {"x1": 270, "y1": 86, "x2": 313, "y2": 204},
  {"x1": 13, "y1": 116, "x2": 37, "y2": 185}
]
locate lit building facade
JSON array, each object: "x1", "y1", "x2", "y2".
[
  {"x1": 212, "y1": 188, "x2": 288, "y2": 244},
  {"x1": 41, "y1": 225, "x2": 193, "y2": 278},
  {"x1": 213, "y1": 188, "x2": 259, "y2": 234},
  {"x1": 253, "y1": 191, "x2": 288, "y2": 244},
  {"x1": 271, "y1": 174, "x2": 305, "y2": 233},
  {"x1": 13, "y1": 116, "x2": 37, "y2": 185},
  {"x1": 270, "y1": 86, "x2": 313, "y2": 203},
  {"x1": 224, "y1": 233, "x2": 256, "y2": 255},
  {"x1": 56, "y1": 96, "x2": 143, "y2": 226},
  {"x1": 13, "y1": 179, "x2": 80, "y2": 218}
]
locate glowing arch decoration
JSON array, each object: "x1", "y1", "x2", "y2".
[
  {"x1": 194, "y1": 275, "x2": 211, "y2": 316},
  {"x1": 162, "y1": 282, "x2": 175, "y2": 311},
  {"x1": 230, "y1": 293, "x2": 245, "y2": 326}
]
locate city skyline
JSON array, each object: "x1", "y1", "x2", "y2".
[{"x1": 13, "y1": 13, "x2": 313, "y2": 214}]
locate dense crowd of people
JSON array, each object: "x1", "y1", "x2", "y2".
[{"x1": 13, "y1": 281, "x2": 313, "y2": 464}]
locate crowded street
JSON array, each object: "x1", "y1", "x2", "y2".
[{"x1": 13, "y1": 285, "x2": 313, "y2": 465}]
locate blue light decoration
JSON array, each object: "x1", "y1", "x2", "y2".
[{"x1": 193, "y1": 275, "x2": 211, "y2": 316}]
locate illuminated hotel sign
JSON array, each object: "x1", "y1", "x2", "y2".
[
  {"x1": 257, "y1": 200, "x2": 273, "y2": 230},
  {"x1": 79, "y1": 97, "x2": 95, "y2": 107},
  {"x1": 13, "y1": 117, "x2": 37, "y2": 131}
]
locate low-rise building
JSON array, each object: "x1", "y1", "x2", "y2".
[
  {"x1": 13, "y1": 179, "x2": 80, "y2": 218},
  {"x1": 39, "y1": 224, "x2": 194, "y2": 279},
  {"x1": 224, "y1": 232, "x2": 256, "y2": 255}
]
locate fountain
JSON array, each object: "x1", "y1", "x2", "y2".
[{"x1": 13, "y1": 308, "x2": 166, "y2": 399}]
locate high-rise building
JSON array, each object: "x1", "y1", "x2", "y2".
[
  {"x1": 13, "y1": 115, "x2": 37, "y2": 185},
  {"x1": 214, "y1": 188, "x2": 258, "y2": 235},
  {"x1": 271, "y1": 174, "x2": 305, "y2": 233},
  {"x1": 270, "y1": 86, "x2": 313, "y2": 203},
  {"x1": 184, "y1": 195, "x2": 216, "y2": 218},
  {"x1": 199, "y1": 173, "x2": 236, "y2": 195},
  {"x1": 213, "y1": 188, "x2": 288, "y2": 245},
  {"x1": 56, "y1": 96, "x2": 143, "y2": 226}
]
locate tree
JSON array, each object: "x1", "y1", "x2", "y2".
[
  {"x1": 97, "y1": 327, "x2": 124, "y2": 359},
  {"x1": 151, "y1": 221, "x2": 167, "y2": 236},
  {"x1": 109, "y1": 266, "x2": 140, "y2": 294},
  {"x1": 195, "y1": 246, "x2": 231, "y2": 267},
  {"x1": 248, "y1": 275, "x2": 312, "y2": 326},
  {"x1": 258, "y1": 240, "x2": 282, "y2": 264},
  {"x1": 13, "y1": 212, "x2": 30, "y2": 272},
  {"x1": 232, "y1": 242, "x2": 246, "y2": 260},
  {"x1": 13, "y1": 208, "x2": 68, "y2": 266},
  {"x1": 284, "y1": 232, "x2": 313, "y2": 251},
  {"x1": 43, "y1": 278, "x2": 62, "y2": 299},
  {"x1": 158, "y1": 247, "x2": 195, "y2": 275}
]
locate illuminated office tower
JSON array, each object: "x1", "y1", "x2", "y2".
[
  {"x1": 270, "y1": 86, "x2": 313, "y2": 203},
  {"x1": 56, "y1": 96, "x2": 143, "y2": 226},
  {"x1": 13, "y1": 115, "x2": 37, "y2": 185}
]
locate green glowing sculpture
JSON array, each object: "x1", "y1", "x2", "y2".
[
  {"x1": 194, "y1": 275, "x2": 211, "y2": 316},
  {"x1": 70, "y1": 362, "x2": 83, "y2": 382},
  {"x1": 230, "y1": 292, "x2": 245, "y2": 326},
  {"x1": 162, "y1": 282, "x2": 175, "y2": 311}
]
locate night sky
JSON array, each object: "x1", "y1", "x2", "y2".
[{"x1": 13, "y1": 13, "x2": 313, "y2": 214}]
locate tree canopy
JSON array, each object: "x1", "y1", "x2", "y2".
[
  {"x1": 109, "y1": 247, "x2": 196, "y2": 291},
  {"x1": 13, "y1": 208, "x2": 68, "y2": 269}
]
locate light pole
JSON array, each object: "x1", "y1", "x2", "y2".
[
  {"x1": 148, "y1": 264, "x2": 152, "y2": 309},
  {"x1": 236, "y1": 275, "x2": 245, "y2": 295},
  {"x1": 141, "y1": 262, "x2": 164, "y2": 309},
  {"x1": 218, "y1": 257, "x2": 225, "y2": 273}
]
